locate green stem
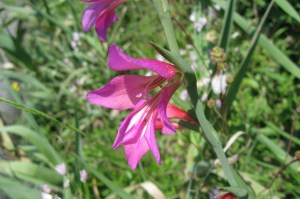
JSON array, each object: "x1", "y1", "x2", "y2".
[
  {"x1": 152, "y1": 0, "x2": 179, "y2": 55},
  {"x1": 151, "y1": 0, "x2": 239, "y2": 189}
]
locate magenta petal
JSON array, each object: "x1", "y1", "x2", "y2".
[
  {"x1": 108, "y1": 44, "x2": 178, "y2": 79},
  {"x1": 82, "y1": 2, "x2": 107, "y2": 32},
  {"x1": 86, "y1": 75, "x2": 158, "y2": 110},
  {"x1": 158, "y1": 86, "x2": 179, "y2": 134},
  {"x1": 124, "y1": 136, "x2": 150, "y2": 169},
  {"x1": 144, "y1": 112, "x2": 161, "y2": 164},
  {"x1": 95, "y1": 9, "x2": 116, "y2": 42}
]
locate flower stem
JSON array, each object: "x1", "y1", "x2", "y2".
[
  {"x1": 151, "y1": 0, "x2": 239, "y2": 189},
  {"x1": 152, "y1": 0, "x2": 180, "y2": 55}
]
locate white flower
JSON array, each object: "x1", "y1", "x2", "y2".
[
  {"x1": 215, "y1": 99, "x2": 222, "y2": 108},
  {"x1": 193, "y1": 17, "x2": 207, "y2": 32},
  {"x1": 80, "y1": 169, "x2": 88, "y2": 183},
  {"x1": 214, "y1": 4, "x2": 221, "y2": 11},
  {"x1": 42, "y1": 192, "x2": 53, "y2": 199},
  {"x1": 63, "y1": 179, "x2": 70, "y2": 188},
  {"x1": 72, "y1": 32, "x2": 81, "y2": 42},
  {"x1": 201, "y1": 93, "x2": 208, "y2": 101},
  {"x1": 55, "y1": 163, "x2": 67, "y2": 176},
  {"x1": 189, "y1": 51, "x2": 197, "y2": 62},
  {"x1": 180, "y1": 90, "x2": 188, "y2": 101},
  {"x1": 189, "y1": 11, "x2": 196, "y2": 22},
  {"x1": 211, "y1": 74, "x2": 227, "y2": 95},
  {"x1": 41, "y1": 184, "x2": 51, "y2": 193}
]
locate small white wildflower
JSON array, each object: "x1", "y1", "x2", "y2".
[
  {"x1": 55, "y1": 163, "x2": 67, "y2": 176},
  {"x1": 41, "y1": 184, "x2": 51, "y2": 193},
  {"x1": 42, "y1": 192, "x2": 53, "y2": 199},
  {"x1": 80, "y1": 169, "x2": 88, "y2": 183},
  {"x1": 189, "y1": 11, "x2": 196, "y2": 22},
  {"x1": 64, "y1": 179, "x2": 70, "y2": 188},
  {"x1": 211, "y1": 74, "x2": 227, "y2": 95},
  {"x1": 193, "y1": 17, "x2": 207, "y2": 32},
  {"x1": 201, "y1": 93, "x2": 208, "y2": 102},
  {"x1": 72, "y1": 32, "x2": 81, "y2": 42},
  {"x1": 214, "y1": 4, "x2": 221, "y2": 11},
  {"x1": 199, "y1": 77, "x2": 210, "y2": 87},
  {"x1": 180, "y1": 90, "x2": 188, "y2": 101},
  {"x1": 179, "y1": 49, "x2": 186, "y2": 56},
  {"x1": 215, "y1": 99, "x2": 222, "y2": 108},
  {"x1": 189, "y1": 51, "x2": 197, "y2": 62}
]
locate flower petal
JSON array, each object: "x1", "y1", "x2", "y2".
[
  {"x1": 166, "y1": 104, "x2": 196, "y2": 123},
  {"x1": 82, "y1": 2, "x2": 108, "y2": 32},
  {"x1": 108, "y1": 44, "x2": 178, "y2": 79},
  {"x1": 86, "y1": 75, "x2": 158, "y2": 110},
  {"x1": 95, "y1": 9, "x2": 116, "y2": 42},
  {"x1": 158, "y1": 83, "x2": 180, "y2": 134}
]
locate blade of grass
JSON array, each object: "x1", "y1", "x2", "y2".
[
  {"x1": 83, "y1": 163, "x2": 135, "y2": 199},
  {"x1": 0, "y1": 125, "x2": 62, "y2": 166},
  {"x1": 218, "y1": 0, "x2": 237, "y2": 51},
  {"x1": 256, "y1": 133, "x2": 300, "y2": 183},
  {"x1": 0, "y1": 161, "x2": 63, "y2": 186},
  {"x1": 0, "y1": 175, "x2": 41, "y2": 199},
  {"x1": 224, "y1": 0, "x2": 275, "y2": 110},
  {"x1": 0, "y1": 97, "x2": 86, "y2": 136},
  {"x1": 214, "y1": 0, "x2": 300, "y2": 80},
  {"x1": 275, "y1": 0, "x2": 300, "y2": 23}
]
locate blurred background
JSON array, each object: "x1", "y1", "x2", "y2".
[{"x1": 0, "y1": 0, "x2": 300, "y2": 198}]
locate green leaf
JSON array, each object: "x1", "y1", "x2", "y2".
[
  {"x1": 222, "y1": 186, "x2": 248, "y2": 197},
  {"x1": 83, "y1": 163, "x2": 135, "y2": 199},
  {"x1": 0, "y1": 161, "x2": 63, "y2": 186},
  {"x1": 0, "y1": 97, "x2": 86, "y2": 136},
  {"x1": 275, "y1": 0, "x2": 300, "y2": 23},
  {"x1": 0, "y1": 175, "x2": 41, "y2": 199},
  {"x1": 218, "y1": 0, "x2": 237, "y2": 51},
  {"x1": 224, "y1": 0, "x2": 275, "y2": 110},
  {"x1": 214, "y1": 0, "x2": 300, "y2": 79},
  {"x1": 256, "y1": 133, "x2": 300, "y2": 183},
  {"x1": 0, "y1": 125, "x2": 62, "y2": 166}
]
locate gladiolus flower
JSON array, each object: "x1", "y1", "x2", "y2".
[
  {"x1": 81, "y1": 0, "x2": 126, "y2": 42},
  {"x1": 87, "y1": 44, "x2": 194, "y2": 169}
]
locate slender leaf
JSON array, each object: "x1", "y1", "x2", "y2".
[
  {"x1": 0, "y1": 97, "x2": 86, "y2": 136},
  {"x1": 218, "y1": 0, "x2": 236, "y2": 51},
  {"x1": 0, "y1": 175, "x2": 41, "y2": 199},
  {"x1": 225, "y1": 0, "x2": 275, "y2": 110},
  {"x1": 0, "y1": 161, "x2": 63, "y2": 186},
  {"x1": 275, "y1": 0, "x2": 300, "y2": 23},
  {"x1": 0, "y1": 125, "x2": 62, "y2": 166},
  {"x1": 214, "y1": 0, "x2": 300, "y2": 79},
  {"x1": 83, "y1": 163, "x2": 135, "y2": 199}
]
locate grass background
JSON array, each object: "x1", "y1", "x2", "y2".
[{"x1": 0, "y1": 0, "x2": 300, "y2": 198}]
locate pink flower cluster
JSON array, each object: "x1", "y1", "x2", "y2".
[{"x1": 82, "y1": 0, "x2": 195, "y2": 169}]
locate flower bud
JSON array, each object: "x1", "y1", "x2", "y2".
[
  {"x1": 210, "y1": 46, "x2": 225, "y2": 64},
  {"x1": 207, "y1": 98, "x2": 215, "y2": 108}
]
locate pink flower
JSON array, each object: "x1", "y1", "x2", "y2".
[
  {"x1": 81, "y1": 0, "x2": 126, "y2": 42},
  {"x1": 87, "y1": 44, "x2": 193, "y2": 169}
]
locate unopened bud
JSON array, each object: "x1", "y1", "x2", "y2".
[
  {"x1": 207, "y1": 98, "x2": 215, "y2": 108},
  {"x1": 295, "y1": 151, "x2": 300, "y2": 160},
  {"x1": 217, "y1": 62, "x2": 226, "y2": 70},
  {"x1": 226, "y1": 76, "x2": 233, "y2": 84},
  {"x1": 210, "y1": 46, "x2": 225, "y2": 64}
]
